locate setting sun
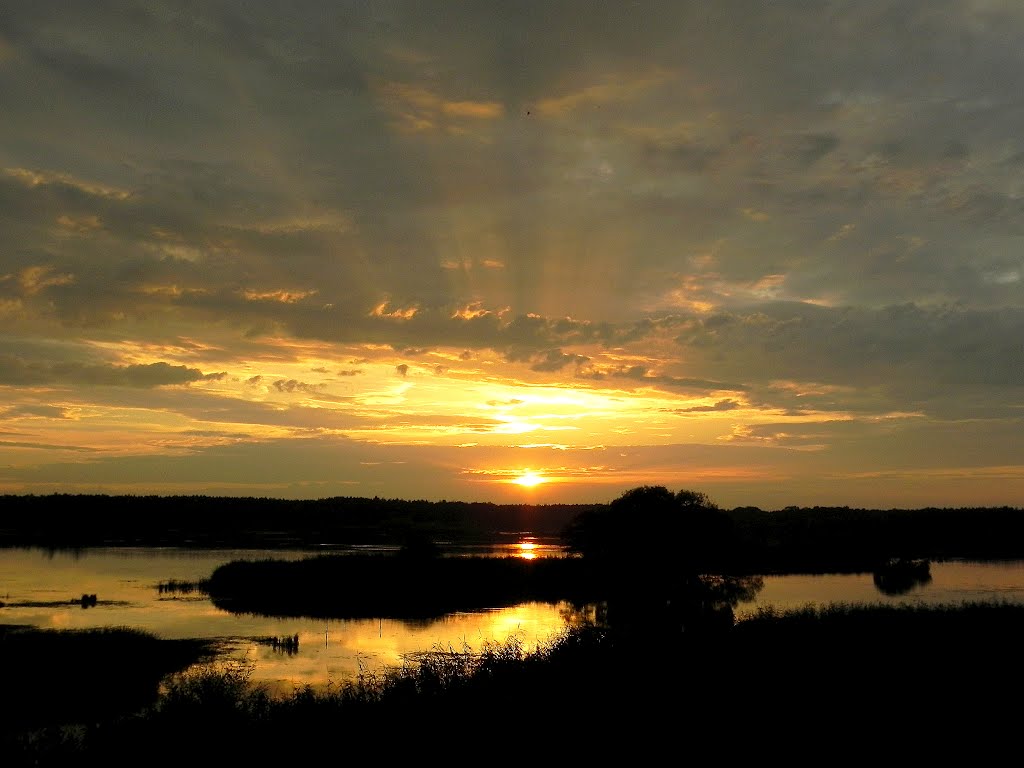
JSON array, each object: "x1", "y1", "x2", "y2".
[{"x1": 513, "y1": 471, "x2": 546, "y2": 488}]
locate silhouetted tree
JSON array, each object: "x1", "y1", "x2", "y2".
[
  {"x1": 564, "y1": 485, "x2": 735, "y2": 575},
  {"x1": 562, "y1": 486, "x2": 751, "y2": 635}
]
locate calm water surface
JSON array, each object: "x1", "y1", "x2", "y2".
[
  {"x1": 737, "y1": 559, "x2": 1024, "y2": 618},
  {"x1": 0, "y1": 544, "x2": 577, "y2": 695},
  {"x1": 4, "y1": 546, "x2": 1024, "y2": 695}
]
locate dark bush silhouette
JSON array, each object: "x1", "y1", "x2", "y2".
[
  {"x1": 562, "y1": 486, "x2": 749, "y2": 635},
  {"x1": 872, "y1": 557, "x2": 932, "y2": 595},
  {"x1": 563, "y1": 485, "x2": 736, "y2": 575}
]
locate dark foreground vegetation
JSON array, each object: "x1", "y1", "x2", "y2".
[
  {"x1": 0, "y1": 626, "x2": 215, "y2": 756},
  {"x1": 5, "y1": 603, "x2": 1024, "y2": 764},
  {"x1": 5, "y1": 486, "x2": 1024, "y2": 762}
]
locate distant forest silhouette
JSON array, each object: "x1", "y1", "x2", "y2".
[
  {"x1": 0, "y1": 493, "x2": 596, "y2": 548},
  {"x1": 3, "y1": 489, "x2": 1024, "y2": 571}
]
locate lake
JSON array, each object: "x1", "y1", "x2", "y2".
[{"x1": 4, "y1": 544, "x2": 1024, "y2": 695}]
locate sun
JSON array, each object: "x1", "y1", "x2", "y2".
[{"x1": 512, "y1": 470, "x2": 546, "y2": 488}]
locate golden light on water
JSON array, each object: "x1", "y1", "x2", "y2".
[{"x1": 517, "y1": 541, "x2": 538, "y2": 560}]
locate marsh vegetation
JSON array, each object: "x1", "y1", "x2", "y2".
[{"x1": 8, "y1": 601, "x2": 1024, "y2": 763}]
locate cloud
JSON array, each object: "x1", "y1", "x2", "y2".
[
  {"x1": 3, "y1": 167, "x2": 130, "y2": 200},
  {"x1": 242, "y1": 288, "x2": 319, "y2": 304},
  {"x1": 19, "y1": 266, "x2": 75, "y2": 296},
  {"x1": 272, "y1": 379, "x2": 324, "y2": 394},
  {"x1": 674, "y1": 302, "x2": 1024, "y2": 413},
  {"x1": 672, "y1": 399, "x2": 742, "y2": 414},
  {"x1": 1, "y1": 404, "x2": 71, "y2": 419},
  {"x1": 0, "y1": 358, "x2": 226, "y2": 388},
  {"x1": 395, "y1": 364, "x2": 409, "y2": 377},
  {"x1": 575, "y1": 363, "x2": 747, "y2": 395},
  {"x1": 441, "y1": 100, "x2": 504, "y2": 119},
  {"x1": 374, "y1": 81, "x2": 505, "y2": 134},
  {"x1": 531, "y1": 69, "x2": 674, "y2": 117},
  {"x1": 0, "y1": 440, "x2": 97, "y2": 452},
  {"x1": 640, "y1": 136, "x2": 724, "y2": 174},
  {"x1": 792, "y1": 133, "x2": 840, "y2": 166},
  {"x1": 530, "y1": 349, "x2": 591, "y2": 372}
]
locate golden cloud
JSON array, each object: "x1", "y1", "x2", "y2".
[
  {"x1": 441, "y1": 100, "x2": 505, "y2": 119},
  {"x1": 531, "y1": 69, "x2": 675, "y2": 117},
  {"x1": 4, "y1": 167, "x2": 130, "y2": 199},
  {"x1": 376, "y1": 81, "x2": 504, "y2": 135},
  {"x1": 17, "y1": 265, "x2": 75, "y2": 296}
]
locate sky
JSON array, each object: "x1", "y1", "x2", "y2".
[{"x1": 2, "y1": 1, "x2": 1023, "y2": 510}]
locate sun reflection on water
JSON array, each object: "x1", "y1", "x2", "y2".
[{"x1": 517, "y1": 541, "x2": 538, "y2": 560}]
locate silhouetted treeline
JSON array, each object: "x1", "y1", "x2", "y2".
[
  {"x1": 3, "y1": 493, "x2": 1024, "y2": 572},
  {"x1": 561, "y1": 487, "x2": 1024, "y2": 573},
  {"x1": 726, "y1": 504, "x2": 1024, "y2": 572},
  {"x1": 0, "y1": 493, "x2": 598, "y2": 549}
]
